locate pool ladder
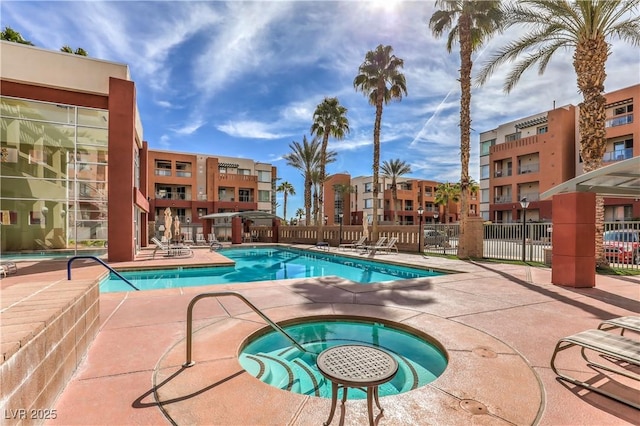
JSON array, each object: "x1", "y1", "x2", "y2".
[
  {"x1": 67, "y1": 255, "x2": 139, "y2": 291},
  {"x1": 183, "y1": 291, "x2": 310, "y2": 367}
]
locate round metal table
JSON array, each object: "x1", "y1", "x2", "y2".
[{"x1": 316, "y1": 344, "x2": 398, "y2": 426}]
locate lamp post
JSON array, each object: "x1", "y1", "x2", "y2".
[
  {"x1": 417, "y1": 206, "x2": 424, "y2": 252},
  {"x1": 186, "y1": 216, "x2": 191, "y2": 243},
  {"x1": 520, "y1": 198, "x2": 530, "y2": 262},
  {"x1": 339, "y1": 213, "x2": 343, "y2": 245}
]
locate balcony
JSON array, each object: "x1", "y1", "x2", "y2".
[
  {"x1": 494, "y1": 195, "x2": 512, "y2": 204},
  {"x1": 175, "y1": 171, "x2": 192, "y2": 178},
  {"x1": 494, "y1": 169, "x2": 512, "y2": 178},
  {"x1": 518, "y1": 163, "x2": 540, "y2": 174},
  {"x1": 155, "y1": 192, "x2": 190, "y2": 201},
  {"x1": 603, "y1": 147, "x2": 633, "y2": 163},
  {"x1": 155, "y1": 169, "x2": 172, "y2": 176},
  {"x1": 217, "y1": 173, "x2": 257, "y2": 183},
  {"x1": 605, "y1": 113, "x2": 633, "y2": 128},
  {"x1": 517, "y1": 192, "x2": 539, "y2": 202}
]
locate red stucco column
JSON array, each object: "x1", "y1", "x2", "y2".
[
  {"x1": 551, "y1": 192, "x2": 596, "y2": 288},
  {"x1": 231, "y1": 216, "x2": 242, "y2": 244}
]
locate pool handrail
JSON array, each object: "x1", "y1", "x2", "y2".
[
  {"x1": 67, "y1": 255, "x2": 139, "y2": 291},
  {"x1": 183, "y1": 291, "x2": 310, "y2": 367}
]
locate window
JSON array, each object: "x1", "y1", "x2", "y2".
[
  {"x1": 258, "y1": 170, "x2": 271, "y2": 182},
  {"x1": 537, "y1": 126, "x2": 548, "y2": 134},
  {"x1": 238, "y1": 169, "x2": 250, "y2": 175},
  {"x1": 238, "y1": 189, "x2": 252, "y2": 202},
  {"x1": 505, "y1": 132, "x2": 521, "y2": 142},
  {"x1": 481, "y1": 189, "x2": 489, "y2": 203},
  {"x1": 176, "y1": 161, "x2": 192, "y2": 177},
  {"x1": 614, "y1": 104, "x2": 633, "y2": 115},
  {"x1": 480, "y1": 165, "x2": 489, "y2": 180},
  {"x1": 258, "y1": 190, "x2": 270, "y2": 202},
  {"x1": 155, "y1": 160, "x2": 172, "y2": 176},
  {"x1": 364, "y1": 182, "x2": 373, "y2": 192},
  {"x1": 0, "y1": 210, "x2": 17, "y2": 225},
  {"x1": 218, "y1": 167, "x2": 227, "y2": 173},
  {"x1": 480, "y1": 139, "x2": 495, "y2": 156},
  {"x1": 364, "y1": 199, "x2": 373, "y2": 208}
]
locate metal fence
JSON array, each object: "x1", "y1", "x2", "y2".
[{"x1": 422, "y1": 221, "x2": 639, "y2": 269}]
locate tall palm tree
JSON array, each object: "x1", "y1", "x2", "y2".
[
  {"x1": 283, "y1": 136, "x2": 335, "y2": 226},
  {"x1": 430, "y1": 0, "x2": 502, "y2": 258},
  {"x1": 310, "y1": 169, "x2": 323, "y2": 226},
  {"x1": 381, "y1": 159, "x2": 412, "y2": 224},
  {"x1": 476, "y1": 0, "x2": 640, "y2": 266},
  {"x1": 276, "y1": 181, "x2": 295, "y2": 224},
  {"x1": 435, "y1": 182, "x2": 461, "y2": 224},
  {"x1": 295, "y1": 208, "x2": 304, "y2": 226},
  {"x1": 310, "y1": 97, "x2": 350, "y2": 242},
  {"x1": 1, "y1": 26, "x2": 34, "y2": 45},
  {"x1": 354, "y1": 44, "x2": 407, "y2": 240}
]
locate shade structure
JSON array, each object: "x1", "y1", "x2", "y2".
[{"x1": 163, "y1": 207, "x2": 173, "y2": 241}]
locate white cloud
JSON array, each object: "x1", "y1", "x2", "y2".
[{"x1": 217, "y1": 120, "x2": 290, "y2": 140}]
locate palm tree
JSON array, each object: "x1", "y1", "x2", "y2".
[
  {"x1": 430, "y1": 0, "x2": 502, "y2": 258},
  {"x1": 295, "y1": 208, "x2": 305, "y2": 226},
  {"x1": 1, "y1": 26, "x2": 34, "y2": 45},
  {"x1": 310, "y1": 97, "x2": 350, "y2": 242},
  {"x1": 276, "y1": 181, "x2": 295, "y2": 224},
  {"x1": 354, "y1": 44, "x2": 407, "y2": 241},
  {"x1": 476, "y1": 0, "x2": 640, "y2": 266},
  {"x1": 381, "y1": 159, "x2": 412, "y2": 224},
  {"x1": 283, "y1": 135, "x2": 336, "y2": 225},
  {"x1": 310, "y1": 169, "x2": 323, "y2": 226},
  {"x1": 435, "y1": 182, "x2": 461, "y2": 224},
  {"x1": 61, "y1": 45, "x2": 89, "y2": 56}
]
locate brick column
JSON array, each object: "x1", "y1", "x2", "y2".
[
  {"x1": 551, "y1": 192, "x2": 596, "y2": 288},
  {"x1": 231, "y1": 216, "x2": 242, "y2": 244}
]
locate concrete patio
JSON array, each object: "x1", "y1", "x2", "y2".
[{"x1": 2, "y1": 245, "x2": 638, "y2": 425}]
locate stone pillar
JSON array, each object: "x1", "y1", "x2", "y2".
[
  {"x1": 231, "y1": 216, "x2": 242, "y2": 244},
  {"x1": 551, "y1": 192, "x2": 596, "y2": 288},
  {"x1": 458, "y1": 217, "x2": 485, "y2": 259}
]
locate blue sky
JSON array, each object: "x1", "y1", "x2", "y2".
[{"x1": 2, "y1": 1, "x2": 639, "y2": 218}]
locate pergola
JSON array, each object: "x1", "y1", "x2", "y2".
[{"x1": 199, "y1": 211, "x2": 283, "y2": 244}]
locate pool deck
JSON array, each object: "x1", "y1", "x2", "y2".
[{"x1": 2, "y1": 244, "x2": 639, "y2": 425}]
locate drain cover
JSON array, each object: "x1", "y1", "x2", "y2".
[
  {"x1": 460, "y1": 399, "x2": 488, "y2": 414},
  {"x1": 472, "y1": 346, "x2": 497, "y2": 358}
]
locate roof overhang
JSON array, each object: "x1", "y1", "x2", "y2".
[
  {"x1": 200, "y1": 211, "x2": 283, "y2": 221},
  {"x1": 541, "y1": 156, "x2": 640, "y2": 199}
]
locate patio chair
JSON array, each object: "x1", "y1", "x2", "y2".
[
  {"x1": 209, "y1": 234, "x2": 223, "y2": 251},
  {"x1": 550, "y1": 327, "x2": 640, "y2": 409},
  {"x1": 359, "y1": 237, "x2": 388, "y2": 254},
  {"x1": 195, "y1": 234, "x2": 208, "y2": 246},
  {"x1": 0, "y1": 261, "x2": 17, "y2": 278},
  {"x1": 376, "y1": 236, "x2": 399, "y2": 255},
  {"x1": 339, "y1": 236, "x2": 367, "y2": 251},
  {"x1": 151, "y1": 237, "x2": 193, "y2": 258},
  {"x1": 597, "y1": 316, "x2": 640, "y2": 336}
]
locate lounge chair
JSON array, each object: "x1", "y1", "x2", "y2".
[
  {"x1": 0, "y1": 261, "x2": 17, "y2": 278},
  {"x1": 359, "y1": 237, "x2": 388, "y2": 254},
  {"x1": 339, "y1": 236, "x2": 367, "y2": 251},
  {"x1": 195, "y1": 234, "x2": 208, "y2": 246},
  {"x1": 151, "y1": 237, "x2": 193, "y2": 258},
  {"x1": 209, "y1": 234, "x2": 223, "y2": 251},
  {"x1": 376, "y1": 236, "x2": 399, "y2": 254},
  {"x1": 550, "y1": 321, "x2": 640, "y2": 409},
  {"x1": 597, "y1": 316, "x2": 640, "y2": 336}
]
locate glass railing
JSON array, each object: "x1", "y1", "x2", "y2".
[
  {"x1": 605, "y1": 114, "x2": 633, "y2": 128},
  {"x1": 603, "y1": 147, "x2": 633, "y2": 163},
  {"x1": 155, "y1": 169, "x2": 172, "y2": 176}
]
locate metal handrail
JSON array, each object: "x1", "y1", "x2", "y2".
[
  {"x1": 183, "y1": 291, "x2": 308, "y2": 367},
  {"x1": 67, "y1": 255, "x2": 139, "y2": 291}
]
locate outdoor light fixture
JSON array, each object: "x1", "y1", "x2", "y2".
[
  {"x1": 520, "y1": 198, "x2": 530, "y2": 262},
  {"x1": 41, "y1": 206, "x2": 49, "y2": 215},
  {"x1": 433, "y1": 213, "x2": 439, "y2": 223},
  {"x1": 324, "y1": 215, "x2": 328, "y2": 225},
  {"x1": 417, "y1": 206, "x2": 424, "y2": 252}
]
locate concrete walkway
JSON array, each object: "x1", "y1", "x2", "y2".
[{"x1": 6, "y1": 245, "x2": 639, "y2": 425}]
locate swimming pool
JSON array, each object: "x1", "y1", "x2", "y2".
[
  {"x1": 239, "y1": 318, "x2": 448, "y2": 399},
  {"x1": 100, "y1": 247, "x2": 445, "y2": 292}
]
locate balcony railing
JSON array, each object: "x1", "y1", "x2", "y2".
[
  {"x1": 605, "y1": 113, "x2": 633, "y2": 128},
  {"x1": 155, "y1": 169, "x2": 171, "y2": 176},
  {"x1": 494, "y1": 195, "x2": 512, "y2": 204},
  {"x1": 603, "y1": 147, "x2": 633, "y2": 163},
  {"x1": 494, "y1": 169, "x2": 512, "y2": 178},
  {"x1": 176, "y1": 171, "x2": 192, "y2": 177},
  {"x1": 156, "y1": 192, "x2": 189, "y2": 200},
  {"x1": 519, "y1": 164, "x2": 539, "y2": 174},
  {"x1": 517, "y1": 192, "x2": 539, "y2": 202}
]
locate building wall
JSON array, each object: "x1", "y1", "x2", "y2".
[
  {"x1": 147, "y1": 149, "x2": 277, "y2": 238},
  {"x1": 0, "y1": 42, "x2": 146, "y2": 261}
]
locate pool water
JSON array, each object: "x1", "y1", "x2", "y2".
[
  {"x1": 239, "y1": 319, "x2": 448, "y2": 399},
  {"x1": 100, "y1": 247, "x2": 445, "y2": 292}
]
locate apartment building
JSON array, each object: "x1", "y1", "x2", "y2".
[
  {"x1": 148, "y1": 149, "x2": 277, "y2": 236},
  {"x1": 0, "y1": 41, "x2": 148, "y2": 261},
  {"x1": 324, "y1": 174, "x2": 478, "y2": 226},
  {"x1": 479, "y1": 83, "x2": 639, "y2": 223}
]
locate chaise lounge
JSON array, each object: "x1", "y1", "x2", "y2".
[
  {"x1": 550, "y1": 316, "x2": 640, "y2": 409},
  {"x1": 151, "y1": 237, "x2": 193, "y2": 258},
  {"x1": 338, "y1": 236, "x2": 367, "y2": 251}
]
